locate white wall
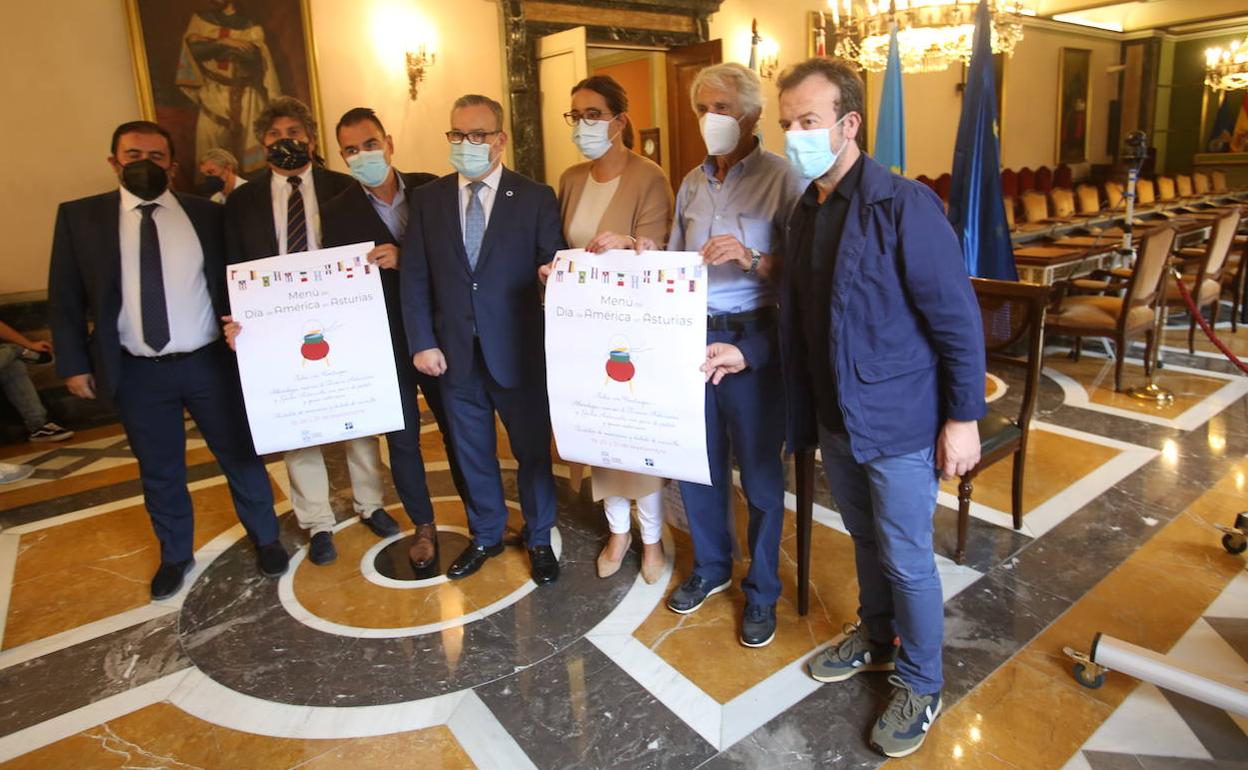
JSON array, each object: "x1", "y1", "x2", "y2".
[{"x1": 0, "y1": 0, "x2": 504, "y2": 297}]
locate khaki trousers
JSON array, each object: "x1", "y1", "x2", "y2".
[{"x1": 284, "y1": 437, "x2": 384, "y2": 534}]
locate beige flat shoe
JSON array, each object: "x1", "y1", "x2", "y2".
[
  {"x1": 640, "y1": 541, "x2": 665, "y2": 584},
  {"x1": 596, "y1": 533, "x2": 632, "y2": 578}
]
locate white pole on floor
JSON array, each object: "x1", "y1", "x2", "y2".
[{"x1": 1088, "y1": 632, "x2": 1248, "y2": 716}]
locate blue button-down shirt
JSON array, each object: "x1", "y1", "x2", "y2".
[
  {"x1": 365, "y1": 172, "x2": 408, "y2": 242},
  {"x1": 669, "y1": 140, "x2": 805, "y2": 314}
]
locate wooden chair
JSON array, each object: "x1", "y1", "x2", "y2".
[
  {"x1": 954, "y1": 279, "x2": 1050, "y2": 564},
  {"x1": 1035, "y1": 166, "x2": 1054, "y2": 194},
  {"x1": 1045, "y1": 225, "x2": 1177, "y2": 391},
  {"x1": 1167, "y1": 209, "x2": 1242, "y2": 352},
  {"x1": 1018, "y1": 167, "x2": 1035, "y2": 192},
  {"x1": 1075, "y1": 184, "x2": 1101, "y2": 214},
  {"x1": 1003, "y1": 195, "x2": 1016, "y2": 230},
  {"x1": 1105, "y1": 180, "x2": 1124, "y2": 210},
  {"x1": 1136, "y1": 178, "x2": 1156, "y2": 206},
  {"x1": 1021, "y1": 190, "x2": 1049, "y2": 223},
  {"x1": 1212, "y1": 170, "x2": 1229, "y2": 192},
  {"x1": 1001, "y1": 168, "x2": 1019, "y2": 199},
  {"x1": 1223, "y1": 235, "x2": 1246, "y2": 333},
  {"x1": 916, "y1": 174, "x2": 937, "y2": 193},
  {"x1": 1176, "y1": 174, "x2": 1194, "y2": 198},
  {"x1": 1193, "y1": 172, "x2": 1211, "y2": 195},
  {"x1": 1054, "y1": 164, "x2": 1073, "y2": 189},
  {"x1": 935, "y1": 173, "x2": 952, "y2": 202},
  {"x1": 1156, "y1": 176, "x2": 1176, "y2": 202},
  {"x1": 1050, "y1": 188, "x2": 1076, "y2": 219}
]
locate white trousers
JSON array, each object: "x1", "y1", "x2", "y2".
[{"x1": 603, "y1": 490, "x2": 663, "y2": 545}]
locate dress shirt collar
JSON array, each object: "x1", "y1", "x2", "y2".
[
  {"x1": 458, "y1": 162, "x2": 504, "y2": 193},
  {"x1": 270, "y1": 164, "x2": 314, "y2": 194},
  {"x1": 119, "y1": 185, "x2": 178, "y2": 212},
  {"x1": 364, "y1": 168, "x2": 405, "y2": 205},
  {"x1": 700, "y1": 136, "x2": 762, "y2": 183}
]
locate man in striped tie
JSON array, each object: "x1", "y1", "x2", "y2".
[{"x1": 223, "y1": 98, "x2": 390, "y2": 568}]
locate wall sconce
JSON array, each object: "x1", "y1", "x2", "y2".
[
  {"x1": 749, "y1": 19, "x2": 780, "y2": 80},
  {"x1": 406, "y1": 44, "x2": 435, "y2": 101}
]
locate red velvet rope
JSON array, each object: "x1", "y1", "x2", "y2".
[{"x1": 1169, "y1": 270, "x2": 1248, "y2": 375}]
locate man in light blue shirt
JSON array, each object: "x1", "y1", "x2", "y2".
[{"x1": 666, "y1": 63, "x2": 804, "y2": 649}]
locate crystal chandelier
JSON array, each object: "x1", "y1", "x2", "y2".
[
  {"x1": 822, "y1": 0, "x2": 1026, "y2": 74},
  {"x1": 1205, "y1": 35, "x2": 1248, "y2": 91}
]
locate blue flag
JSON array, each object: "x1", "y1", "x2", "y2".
[
  {"x1": 874, "y1": 23, "x2": 905, "y2": 175},
  {"x1": 948, "y1": 0, "x2": 1016, "y2": 280}
]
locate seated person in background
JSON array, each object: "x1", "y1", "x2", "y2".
[
  {"x1": 198, "y1": 148, "x2": 246, "y2": 203},
  {"x1": 553, "y1": 74, "x2": 673, "y2": 583},
  {"x1": 0, "y1": 320, "x2": 73, "y2": 442}
]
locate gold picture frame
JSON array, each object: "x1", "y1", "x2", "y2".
[
  {"x1": 122, "y1": 0, "x2": 324, "y2": 180},
  {"x1": 1056, "y1": 47, "x2": 1091, "y2": 165}
]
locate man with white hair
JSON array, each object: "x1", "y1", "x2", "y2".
[
  {"x1": 197, "y1": 147, "x2": 245, "y2": 203},
  {"x1": 665, "y1": 62, "x2": 803, "y2": 648}
]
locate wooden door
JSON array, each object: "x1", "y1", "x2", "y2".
[
  {"x1": 665, "y1": 39, "x2": 722, "y2": 193},
  {"x1": 538, "y1": 27, "x2": 588, "y2": 186}
]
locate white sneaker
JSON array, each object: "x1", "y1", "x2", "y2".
[{"x1": 0, "y1": 462, "x2": 35, "y2": 484}]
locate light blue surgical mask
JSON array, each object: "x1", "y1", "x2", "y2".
[
  {"x1": 784, "y1": 115, "x2": 849, "y2": 180},
  {"x1": 449, "y1": 140, "x2": 494, "y2": 179},
  {"x1": 346, "y1": 149, "x2": 391, "y2": 188},
  {"x1": 572, "y1": 119, "x2": 615, "y2": 161}
]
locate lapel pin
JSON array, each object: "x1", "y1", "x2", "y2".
[{"x1": 505, "y1": 190, "x2": 514, "y2": 197}]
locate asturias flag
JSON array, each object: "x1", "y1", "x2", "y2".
[
  {"x1": 947, "y1": 0, "x2": 1017, "y2": 280},
  {"x1": 874, "y1": 23, "x2": 906, "y2": 175}
]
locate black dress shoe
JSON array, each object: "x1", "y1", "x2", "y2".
[
  {"x1": 446, "y1": 541, "x2": 504, "y2": 580},
  {"x1": 362, "y1": 508, "x2": 400, "y2": 537},
  {"x1": 257, "y1": 541, "x2": 289, "y2": 577},
  {"x1": 308, "y1": 531, "x2": 337, "y2": 565},
  {"x1": 528, "y1": 545, "x2": 560, "y2": 585},
  {"x1": 150, "y1": 559, "x2": 193, "y2": 600}
]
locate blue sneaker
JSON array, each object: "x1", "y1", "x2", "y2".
[
  {"x1": 870, "y1": 675, "x2": 942, "y2": 758},
  {"x1": 808, "y1": 622, "x2": 897, "y2": 682}
]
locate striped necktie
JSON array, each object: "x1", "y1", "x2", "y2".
[
  {"x1": 464, "y1": 180, "x2": 486, "y2": 271},
  {"x1": 287, "y1": 175, "x2": 307, "y2": 254}
]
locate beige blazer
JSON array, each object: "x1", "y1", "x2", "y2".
[
  {"x1": 558, "y1": 152, "x2": 673, "y2": 247},
  {"x1": 557, "y1": 151, "x2": 674, "y2": 501}
]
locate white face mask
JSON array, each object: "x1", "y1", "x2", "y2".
[
  {"x1": 572, "y1": 119, "x2": 614, "y2": 161},
  {"x1": 700, "y1": 112, "x2": 742, "y2": 156}
]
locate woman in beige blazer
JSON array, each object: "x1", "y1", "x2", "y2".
[{"x1": 557, "y1": 74, "x2": 673, "y2": 584}]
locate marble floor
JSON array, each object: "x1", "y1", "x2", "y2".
[{"x1": 0, "y1": 313, "x2": 1244, "y2": 769}]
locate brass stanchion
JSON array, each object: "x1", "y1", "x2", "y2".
[{"x1": 1126, "y1": 267, "x2": 1176, "y2": 404}]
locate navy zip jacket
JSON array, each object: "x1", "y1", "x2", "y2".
[{"x1": 780, "y1": 154, "x2": 986, "y2": 463}]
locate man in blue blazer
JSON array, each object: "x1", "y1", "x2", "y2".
[
  {"x1": 321, "y1": 107, "x2": 475, "y2": 570},
  {"x1": 48, "y1": 121, "x2": 288, "y2": 601},
  {"x1": 401, "y1": 94, "x2": 564, "y2": 585}
]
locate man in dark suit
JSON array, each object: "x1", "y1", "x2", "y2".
[
  {"x1": 402, "y1": 94, "x2": 564, "y2": 585},
  {"x1": 223, "y1": 97, "x2": 386, "y2": 568},
  {"x1": 320, "y1": 107, "x2": 474, "y2": 570},
  {"x1": 48, "y1": 120, "x2": 288, "y2": 601}
]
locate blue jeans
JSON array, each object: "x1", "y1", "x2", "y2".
[
  {"x1": 678, "y1": 328, "x2": 786, "y2": 607},
  {"x1": 0, "y1": 344, "x2": 47, "y2": 431},
  {"x1": 818, "y1": 427, "x2": 944, "y2": 694}
]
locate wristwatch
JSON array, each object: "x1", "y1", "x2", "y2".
[{"x1": 744, "y1": 248, "x2": 761, "y2": 275}]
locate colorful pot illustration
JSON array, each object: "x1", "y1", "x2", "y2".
[
  {"x1": 301, "y1": 321, "x2": 330, "y2": 366},
  {"x1": 605, "y1": 349, "x2": 635, "y2": 383}
]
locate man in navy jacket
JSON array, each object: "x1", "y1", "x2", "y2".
[
  {"x1": 48, "y1": 121, "x2": 288, "y2": 601},
  {"x1": 401, "y1": 94, "x2": 564, "y2": 585},
  {"x1": 709, "y1": 59, "x2": 985, "y2": 759}
]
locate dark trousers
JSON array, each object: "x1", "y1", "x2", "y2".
[
  {"x1": 387, "y1": 361, "x2": 474, "y2": 525},
  {"x1": 678, "y1": 327, "x2": 786, "y2": 607},
  {"x1": 113, "y1": 342, "x2": 279, "y2": 564},
  {"x1": 441, "y1": 344, "x2": 557, "y2": 547}
]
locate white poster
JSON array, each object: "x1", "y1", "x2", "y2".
[
  {"x1": 226, "y1": 242, "x2": 404, "y2": 454},
  {"x1": 544, "y1": 248, "x2": 710, "y2": 485}
]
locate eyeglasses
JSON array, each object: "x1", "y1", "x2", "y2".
[
  {"x1": 562, "y1": 110, "x2": 616, "y2": 127},
  {"x1": 445, "y1": 130, "x2": 500, "y2": 145}
]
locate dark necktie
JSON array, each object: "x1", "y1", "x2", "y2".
[
  {"x1": 137, "y1": 203, "x2": 171, "y2": 353},
  {"x1": 287, "y1": 175, "x2": 308, "y2": 253}
]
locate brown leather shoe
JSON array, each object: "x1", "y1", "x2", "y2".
[{"x1": 408, "y1": 523, "x2": 438, "y2": 569}]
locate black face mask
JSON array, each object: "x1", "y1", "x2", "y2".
[
  {"x1": 199, "y1": 175, "x2": 226, "y2": 196},
  {"x1": 120, "y1": 159, "x2": 169, "y2": 201},
  {"x1": 267, "y1": 138, "x2": 311, "y2": 170}
]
